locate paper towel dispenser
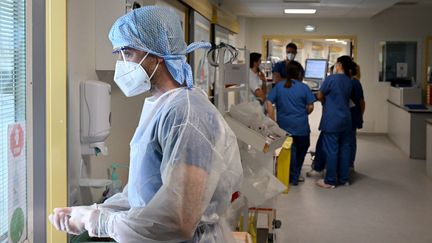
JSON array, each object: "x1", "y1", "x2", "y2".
[{"x1": 80, "y1": 80, "x2": 111, "y2": 155}]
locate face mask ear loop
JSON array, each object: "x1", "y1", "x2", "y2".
[
  {"x1": 120, "y1": 50, "x2": 127, "y2": 64},
  {"x1": 148, "y1": 62, "x2": 160, "y2": 80},
  {"x1": 138, "y1": 52, "x2": 150, "y2": 65}
]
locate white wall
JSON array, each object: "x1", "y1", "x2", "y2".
[
  {"x1": 68, "y1": 0, "x2": 148, "y2": 205},
  {"x1": 240, "y1": 5, "x2": 432, "y2": 134}
]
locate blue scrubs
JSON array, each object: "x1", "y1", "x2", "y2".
[
  {"x1": 312, "y1": 132, "x2": 325, "y2": 171},
  {"x1": 272, "y1": 61, "x2": 288, "y2": 79},
  {"x1": 319, "y1": 74, "x2": 353, "y2": 185},
  {"x1": 268, "y1": 79, "x2": 316, "y2": 184},
  {"x1": 128, "y1": 89, "x2": 214, "y2": 207},
  {"x1": 349, "y1": 78, "x2": 365, "y2": 166},
  {"x1": 272, "y1": 60, "x2": 305, "y2": 80}
]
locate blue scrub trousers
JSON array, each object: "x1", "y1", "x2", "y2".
[
  {"x1": 312, "y1": 132, "x2": 326, "y2": 172},
  {"x1": 348, "y1": 128, "x2": 357, "y2": 167},
  {"x1": 322, "y1": 131, "x2": 350, "y2": 185},
  {"x1": 290, "y1": 135, "x2": 310, "y2": 184}
]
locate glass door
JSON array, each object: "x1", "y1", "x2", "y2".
[
  {"x1": 190, "y1": 11, "x2": 211, "y2": 95},
  {"x1": 264, "y1": 36, "x2": 354, "y2": 71}
]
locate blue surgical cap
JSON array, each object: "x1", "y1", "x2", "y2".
[{"x1": 109, "y1": 6, "x2": 211, "y2": 88}]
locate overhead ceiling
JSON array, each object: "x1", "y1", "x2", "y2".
[{"x1": 216, "y1": 0, "x2": 432, "y2": 18}]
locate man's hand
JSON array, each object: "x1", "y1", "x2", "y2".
[
  {"x1": 306, "y1": 103, "x2": 314, "y2": 114},
  {"x1": 258, "y1": 71, "x2": 266, "y2": 82},
  {"x1": 49, "y1": 207, "x2": 85, "y2": 235},
  {"x1": 316, "y1": 91, "x2": 324, "y2": 102},
  {"x1": 48, "y1": 206, "x2": 98, "y2": 235}
]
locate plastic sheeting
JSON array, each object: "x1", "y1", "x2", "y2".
[{"x1": 87, "y1": 88, "x2": 243, "y2": 242}]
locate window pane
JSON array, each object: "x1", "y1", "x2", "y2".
[
  {"x1": 0, "y1": 0, "x2": 27, "y2": 242},
  {"x1": 379, "y1": 41, "x2": 417, "y2": 84}
]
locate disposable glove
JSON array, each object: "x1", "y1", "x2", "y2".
[
  {"x1": 49, "y1": 207, "x2": 85, "y2": 235},
  {"x1": 48, "y1": 206, "x2": 99, "y2": 235},
  {"x1": 77, "y1": 206, "x2": 102, "y2": 237}
]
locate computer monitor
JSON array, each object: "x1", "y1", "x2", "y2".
[
  {"x1": 304, "y1": 59, "x2": 328, "y2": 90},
  {"x1": 304, "y1": 59, "x2": 328, "y2": 80}
]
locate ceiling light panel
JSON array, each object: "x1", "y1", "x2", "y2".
[
  {"x1": 283, "y1": 0, "x2": 321, "y2": 3},
  {"x1": 320, "y1": 0, "x2": 363, "y2": 4},
  {"x1": 284, "y1": 8, "x2": 317, "y2": 13}
]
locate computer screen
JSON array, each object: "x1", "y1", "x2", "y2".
[{"x1": 304, "y1": 59, "x2": 328, "y2": 80}]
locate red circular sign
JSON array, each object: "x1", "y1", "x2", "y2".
[{"x1": 9, "y1": 124, "x2": 24, "y2": 158}]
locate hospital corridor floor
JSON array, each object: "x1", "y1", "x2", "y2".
[{"x1": 275, "y1": 135, "x2": 432, "y2": 243}]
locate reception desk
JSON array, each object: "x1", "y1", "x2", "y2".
[
  {"x1": 387, "y1": 100, "x2": 432, "y2": 159},
  {"x1": 427, "y1": 119, "x2": 432, "y2": 177}
]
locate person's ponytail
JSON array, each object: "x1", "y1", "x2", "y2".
[
  {"x1": 284, "y1": 79, "x2": 293, "y2": 88},
  {"x1": 284, "y1": 61, "x2": 304, "y2": 88},
  {"x1": 336, "y1": 55, "x2": 354, "y2": 77}
]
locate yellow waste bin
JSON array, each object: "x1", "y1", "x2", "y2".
[{"x1": 275, "y1": 137, "x2": 292, "y2": 193}]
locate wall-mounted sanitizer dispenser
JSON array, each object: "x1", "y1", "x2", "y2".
[{"x1": 80, "y1": 80, "x2": 111, "y2": 155}]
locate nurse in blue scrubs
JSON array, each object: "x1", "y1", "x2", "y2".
[
  {"x1": 267, "y1": 61, "x2": 316, "y2": 185},
  {"x1": 316, "y1": 56, "x2": 354, "y2": 188},
  {"x1": 307, "y1": 65, "x2": 335, "y2": 177},
  {"x1": 349, "y1": 63, "x2": 366, "y2": 168}
]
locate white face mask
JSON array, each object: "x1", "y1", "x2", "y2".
[
  {"x1": 114, "y1": 52, "x2": 159, "y2": 97},
  {"x1": 286, "y1": 53, "x2": 295, "y2": 61}
]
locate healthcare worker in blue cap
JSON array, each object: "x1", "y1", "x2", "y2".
[
  {"x1": 48, "y1": 6, "x2": 242, "y2": 242},
  {"x1": 316, "y1": 56, "x2": 354, "y2": 189}
]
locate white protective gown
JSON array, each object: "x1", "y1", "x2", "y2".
[{"x1": 89, "y1": 87, "x2": 243, "y2": 242}]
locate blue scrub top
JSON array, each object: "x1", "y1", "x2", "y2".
[
  {"x1": 272, "y1": 61, "x2": 288, "y2": 78},
  {"x1": 128, "y1": 88, "x2": 215, "y2": 207},
  {"x1": 267, "y1": 79, "x2": 316, "y2": 136},
  {"x1": 272, "y1": 60, "x2": 304, "y2": 80},
  {"x1": 319, "y1": 73, "x2": 353, "y2": 132},
  {"x1": 351, "y1": 78, "x2": 364, "y2": 129}
]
